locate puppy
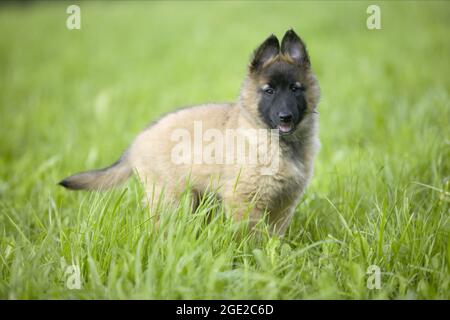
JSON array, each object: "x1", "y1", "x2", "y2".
[{"x1": 60, "y1": 29, "x2": 320, "y2": 235}]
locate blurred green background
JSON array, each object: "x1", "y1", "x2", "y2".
[{"x1": 0, "y1": 1, "x2": 449, "y2": 299}]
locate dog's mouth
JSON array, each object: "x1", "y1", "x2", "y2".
[{"x1": 277, "y1": 121, "x2": 295, "y2": 135}]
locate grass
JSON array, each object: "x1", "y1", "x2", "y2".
[{"x1": 0, "y1": 1, "x2": 449, "y2": 299}]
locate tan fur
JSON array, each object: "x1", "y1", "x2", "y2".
[
  {"x1": 61, "y1": 33, "x2": 320, "y2": 236},
  {"x1": 123, "y1": 64, "x2": 318, "y2": 235}
]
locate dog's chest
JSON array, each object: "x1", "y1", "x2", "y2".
[{"x1": 255, "y1": 156, "x2": 307, "y2": 210}]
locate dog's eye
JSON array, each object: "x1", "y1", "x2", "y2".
[
  {"x1": 263, "y1": 87, "x2": 275, "y2": 95},
  {"x1": 291, "y1": 84, "x2": 304, "y2": 92}
]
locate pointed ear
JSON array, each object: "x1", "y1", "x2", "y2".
[
  {"x1": 281, "y1": 29, "x2": 310, "y2": 66},
  {"x1": 250, "y1": 34, "x2": 280, "y2": 72}
]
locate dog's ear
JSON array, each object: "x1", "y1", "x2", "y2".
[
  {"x1": 250, "y1": 34, "x2": 280, "y2": 72},
  {"x1": 281, "y1": 29, "x2": 310, "y2": 66}
]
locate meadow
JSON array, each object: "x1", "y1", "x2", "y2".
[{"x1": 0, "y1": 1, "x2": 449, "y2": 299}]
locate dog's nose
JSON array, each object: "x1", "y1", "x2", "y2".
[{"x1": 279, "y1": 112, "x2": 293, "y2": 122}]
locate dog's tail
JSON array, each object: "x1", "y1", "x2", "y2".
[{"x1": 59, "y1": 154, "x2": 132, "y2": 191}]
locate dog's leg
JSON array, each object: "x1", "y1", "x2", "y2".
[
  {"x1": 221, "y1": 189, "x2": 265, "y2": 232},
  {"x1": 141, "y1": 182, "x2": 179, "y2": 228},
  {"x1": 143, "y1": 179, "x2": 201, "y2": 228},
  {"x1": 268, "y1": 206, "x2": 296, "y2": 236}
]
